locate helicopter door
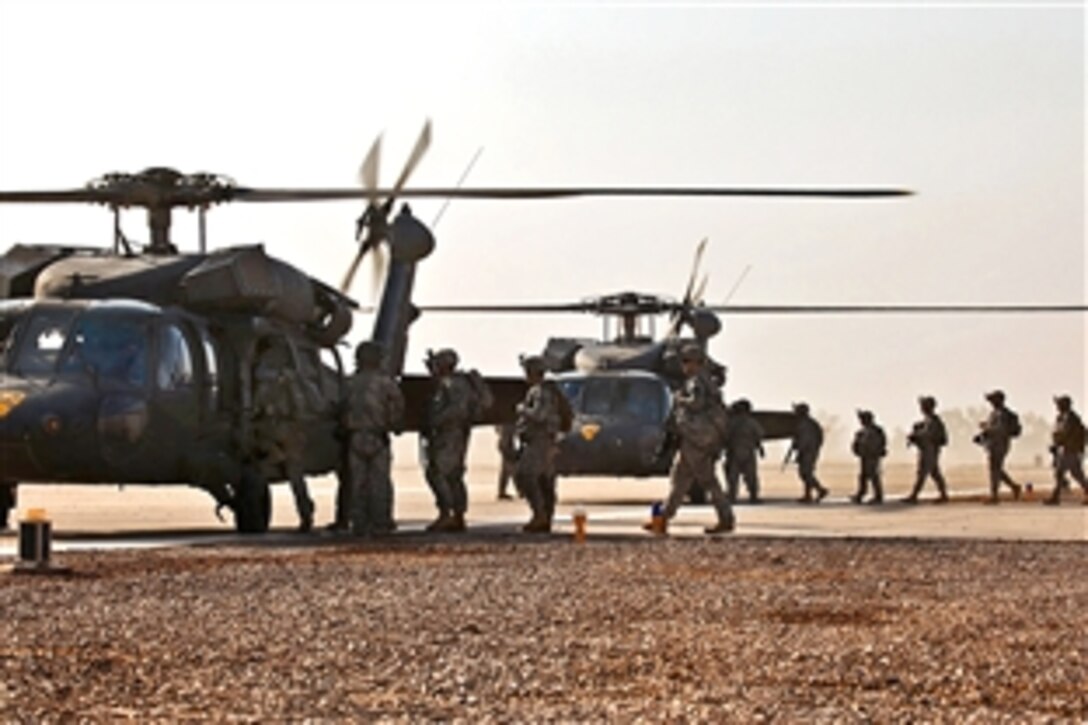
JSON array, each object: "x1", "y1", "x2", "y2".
[{"x1": 146, "y1": 321, "x2": 200, "y2": 477}]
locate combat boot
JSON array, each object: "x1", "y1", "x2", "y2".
[
  {"x1": 934, "y1": 494, "x2": 949, "y2": 504},
  {"x1": 1010, "y1": 483, "x2": 1022, "y2": 500},
  {"x1": 523, "y1": 513, "x2": 552, "y2": 533},
  {"x1": 1043, "y1": 494, "x2": 1060, "y2": 506},
  {"x1": 426, "y1": 513, "x2": 452, "y2": 532},
  {"x1": 448, "y1": 513, "x2": 467, "y2": 533},
  {"x1": 815, "y1": 487, "x2": 829, "y2": 503}
]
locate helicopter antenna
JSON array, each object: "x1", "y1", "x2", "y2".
[
  {"x1": 722, "y1": 264, "x2": 752, "y2": 306},
  {"x1": 431, "y1": 146, "x2": 484, "y2": 228}
]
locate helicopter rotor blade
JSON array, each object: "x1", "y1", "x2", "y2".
[
  {"x1": 668, "y1": 238, "x2": 708, "y2": 338},
  {"x1": 412, "y1": 303, "x2": 598, "y2": 313},
  {"x1": 370, "y1": 243, "x2": 388, "y2": 297},
  {"x1": 700, "y1": 304, "x2": 1088, "y2": 314},
  {"x1": 340, "y1": 247, "x2": 367, "y2": 295},
  {"x1": 232, "y1": 185, "x2": 912, "y2": 203}
]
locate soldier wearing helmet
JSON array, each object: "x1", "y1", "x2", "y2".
[
  {"x1": 722, "y1": 398, "x2": 765, "y2": 504},
  {"x1": 788, "y1": 402, "x2": 828, "y2": 503},
  {"x1": 976, "y1": 389, "x2": 1022, "y2": 503},
  {"x1": 514, "y1": 354, "x2": 564, "y2": 532},
  {"x1": 645, "y1": 342, "x2": 735, "y2": 535},
  {"x1": 1045, "y1": 394, "x2": 1087, "y2": 505},
  {"x1": 903, "y1": 395, "x2": 950, "y2": 504},
  {"x1": 250, "y1": 338, "x2": 315, "y2": 532},
  {"x1": 422, "y1": 347, "x2": 475, "y2": 532},
  {"x1": 340, "y1": 340, "x2": 404, "y2": 535},
  {"x1": 850, "y1": 409, "x2": 887, "y2": 504}
]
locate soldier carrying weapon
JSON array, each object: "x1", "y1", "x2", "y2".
[{"x1": 1045, "y1": 395, "x2": 1088, "y2": 506}]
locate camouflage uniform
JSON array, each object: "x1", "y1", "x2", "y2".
[
  {"x1": 851, "y1": 412, "x2": 886, "y2": 504},
  {"x1": 905, "y1": 398, "x2": 949, "y2": 503},
  {"x1": 251, "y1": 348, "x2": 314, "y2": 531},
  {"x1": 791, "y1": 404, "x2": 827, "y2": 502},
  {"x1": 660, "y1": 350, "x2": 734, "y2": 534},
  {"x1": 977, "y1": 391, "x2": 1021, "y2": 502},
  {"x1": 1046, "y1": 397, "x2": 1087, "y2": 505},
  {"x1": 344, "y1": 343, "x2": 405, "y2": 535},
  {"x1": 424, "y1": 350, "x2": 475, "y2": 530},
  {"x1": 496, "y1": 423, "x2": 518, "y2": 500},
  {"x1": 515, "y1": 364, "x2": 562, "y2": 532},
  {"x1": 723, "y1": 400, "x2": 764, "y2": 503}
]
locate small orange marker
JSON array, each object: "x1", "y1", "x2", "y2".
[{"x1": 572, "y1": 506, "x2": 587, "y2": 543}]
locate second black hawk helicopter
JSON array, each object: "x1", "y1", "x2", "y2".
[{"x1": 0, "y1": 121, "x2": 916, "y2": 531}]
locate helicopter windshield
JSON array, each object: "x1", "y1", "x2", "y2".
[
  {"x1": 58, "y1": 313, "x2": 149, "y2": 386},
  {"x1": 0, "y1": 302, "x2": 32, "y2": 366},
  {"x1": 9, "y1": 306, "x2": 79, "y2": 375},
  {"x1": 576, "y1": 376, "x2": 667, "y2": 424}
]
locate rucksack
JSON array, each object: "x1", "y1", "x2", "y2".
[
  {"x1": 545, "y1": 380, "x2": 575, "y2": 433},
  {"x1": 1005, "y1": 409, "x2": 1022, "y2": 438},
  {"x1": 461, "y1": 369, "x2": 494, "y2": 421}
]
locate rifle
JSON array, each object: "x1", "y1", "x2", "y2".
[{"x1": 781, "y1": 445, "x2": 796, "y2": 472}]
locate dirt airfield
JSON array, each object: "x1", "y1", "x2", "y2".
[{"x1": 1, "y1": 462, "x2": 1085, "y2": 720}]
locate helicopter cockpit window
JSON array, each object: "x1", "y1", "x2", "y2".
[
  {"x1": 156, "y1": 324, "x2": 194, "y2": 391},
  {"x1": 580, "y1": 377, "x2": 665, "y2": 424},
  {"x1": 556, "y1": 379, "x2": 585, "y2": 406},
  {"x1": 59, "y1": 314, "x2": 148, "y2": 386},
  {"x1": 12, "y1": 308, "x2": 78, "y2": 376},
  {"x1": 0, "y1": 305, "x2": 26, "y2": 365}
]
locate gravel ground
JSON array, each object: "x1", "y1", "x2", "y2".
[{"x1": 0, "y1": 536, "x2": 1085, "y2": 722}]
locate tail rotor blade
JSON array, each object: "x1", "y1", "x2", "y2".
[
  {"x1": 341, "y1": 247, "x2": 366, "y2": 294},
  {"x1": 391, "y1": 119, "x2": 432, "y2": 197},
  {"x1": 358, "y1": 133, "x2": 382, "y2": 207}
]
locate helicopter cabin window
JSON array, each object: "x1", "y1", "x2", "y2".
[
  {"x1": 0, "y1": 304, "x2": 27, "y2": 366},
  {"x1": 12, "y1": 308, "x2": 79, "y2": 376},
  {"x1": 156, "y1": 324, "x2": 194, "y2": 391},
  {"x1": 580, "y1": 377, "x2": 666, "y2": 424},
  {"x1": 59, "y1": 314, "x2": 149, "y2": 386},
  {"x1": 199, "y1": 330, "x2": 220, "y2": 409}
]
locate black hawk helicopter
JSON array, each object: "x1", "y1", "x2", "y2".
[
  {"x1": 417, "y1": 235, "x2": 1088, "y2": 492},
  {"x1": 0, "y1": 122, "x2": 915, "y2": 531}
]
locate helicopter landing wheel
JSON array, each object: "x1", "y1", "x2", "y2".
[{"x1": 235, "y1": 466, "x2": 271, "y2": 534}]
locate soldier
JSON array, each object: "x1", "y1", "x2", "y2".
[
  {"x1": 344, "y1": 341, "x2": 405, "y2": 535},
  {"x1": 1045, "y1": 395, "x2": 1088, "y2": 506},
  {"x1": 515, "y1": 356, "x2": 563, "y2": 533},
  {"x1": 422, "y1": 348, "x2": 475, "y2": 532},
  {"x1": 788, "y1": 402, "x2": 828, "y2": 503},
  {"x1": 975, "y1": 390, "x2": 1022, "y2": 503},
  {"x1": 495, "y1": 423, "x2": 518, "y2": 500},
  {"x1": 903, "y1": 396, "x2": 950, "y2": 504},
  {"x1": 851, "y1": 410, "x2": 887, "y2": 504},
  {"x1": 723, "y1": 398, "x2": 765, "y2": 503},
  {"x1": 251, "y1": 340, "x2": 314, "y2": 532},
  {"x1": 644, "y1": 344, "x2": 734, "y2": 535}
]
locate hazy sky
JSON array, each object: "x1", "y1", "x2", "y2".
[{"x1": 0, "y1": 1, "x2": 1084, "y2": 434}]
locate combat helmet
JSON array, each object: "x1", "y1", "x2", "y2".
[
  {"x1": 679, "y1": 343, "x2": 704, "y2": 364},
  {"x1": 1054, "y1": 394, "x2": 1073, "y2": 410},
  {"x1": 426, "y1": 347, "x2": 459, "y2": 372},
  {"x1": 857, "y1": 409, "x2": 874, "y2": 423},
  {"x1": 731, "y1": 398, "x2": 752, "y2": 414},
  {"x1": 918, "y1": 395, "x2": 937, "y2": 411},
  {"x1": 985, "y1": 389, "x2": 1006, "y2": 405},
  {"x1": 520, "y1": 354, "x2": 547, "y2": 376},
  {"x1": 355, "y1": 340, "x2": 385, "y2": 367},
  {"x1": 792, "y1": 401, "x2": 810, "y2": 416}
]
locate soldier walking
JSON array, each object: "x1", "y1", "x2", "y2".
[
  {"x1": 903, "y1": 396, "x2": 950, "y2": 504},
  {"x1": 251, "y1": 339, "x2": 315, "y2": 532},
  {"x1": 644, "y1": 344, "x2": 734, "y2": 535},
  {"x1": 515, "y1": 356, "x2": 563, "y2": 533},
  {"x1": 1045, "y1": 395, "x2": 1088, "y2": 506},
  {"x1": 422, "y1": 348, "x2": 475, "y2": 532},
  {"x1": 851, "y1": 410, "x2": 887, "y2": 505},
  {"x1": 788, "y1": 402, "x2": 828, "y2": 503},
  {"x1": 975, "y1": 390, "x2": 1022, "y2": 503},
  {"x1": 496, "y1": 423, "x2": 518, "y2": 500},
  {"x1": 723, "y1": 399, "x2": 765, "y2": 504},
  {"x1": 344, "y1": 341, "x2": 405, "y2": 535}
]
